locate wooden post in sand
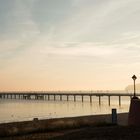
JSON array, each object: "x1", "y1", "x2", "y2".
[{"x1": 112, "y1": 108, "x2": 117, "y2": 125}]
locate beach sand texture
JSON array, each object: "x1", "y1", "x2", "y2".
[{"x1": 0, "y1": 113, "x2": 129, "y2": 139}]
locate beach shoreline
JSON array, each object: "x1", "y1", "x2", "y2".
[{"x1": 0, "y1": 112, "x2": 128, "y2": 138}]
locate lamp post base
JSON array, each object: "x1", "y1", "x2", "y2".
[
  {"x1": 128, "y1": 97, "x2": 140, "y2": 126},
  {"x1": 132, "y1": 96, "x2": 139, "y2": 99}
]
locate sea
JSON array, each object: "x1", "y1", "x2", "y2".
[{"x1": 0, "y1": 94, "x2": 131, "y2": 123}]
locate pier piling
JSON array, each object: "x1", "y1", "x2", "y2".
[
  {"x1": 67, "y1": 95, "x2": 69, "y2": 101},
  {"x1": 108, "y1": 96, "x2": 111, "y2": 106},
  {"x1": 82, "y1": 95, "x2": 84, "y2": 102},
  {"x1": 74, "y1": 95, "x2": 76, "y2": 102},
  {"x1": 90, "y1": 95, "x2": 92, "y2": 103},
  {"x1": 99, "y1": 95, "x2": 101, "y2": 105},
  {"x1": 119, "y1": 96, "x2": 121, "y2": 106},
  {"x1": 60, "y1": 95, "x2": 62, "y2": 101}
]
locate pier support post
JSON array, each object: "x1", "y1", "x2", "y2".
[
  {"x1": 54, "y1": 95, "x2": 56, "y2": 101},
  {"x1": 82, "y1": 95, "x2": 84, "y2": 102},
  {"x1": 108, "y1": 96, "x2": 111, "y2": 106},
  {"x1": 90, "y1": 96, "x2": 92, "y2": 103},
  {"x1": 119, "y1": 96, "x2": 121, "y2": 106},
  {"x1": 99, "y1": 96, "x2": 101, "y2": 105},
  {"x1": 67, "y1": 95, "x2": 69, "y2": 101},
  {"x1": 74, "y1": 95, "x2": 76, "y2": 102},
  {"x1": 43, "y1": 95, "x2": 44, "y2": 100},
  {"x1": 60, "y1": 95, "x2": 62, "y2": 101},
  {"x1": 44, "y1": 95, "x2": 46, "y2": 100},
  {"x1": 48, "y1": 95, "x2": 50, "y2": 100},
  {"x1": 35, "y1": 95, "x2": 37, "y2": 100}
]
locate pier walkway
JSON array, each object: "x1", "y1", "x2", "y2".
[{"x1": 0, "y1": 91, "x2": 137, "y2": 106}]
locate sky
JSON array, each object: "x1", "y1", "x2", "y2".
[{"x1": 0, "y1": 0, "x2": 140, "y2": 91}]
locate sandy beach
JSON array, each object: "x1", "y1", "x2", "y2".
[{"x1": 0, "y1": 112, "x2": 131, "y2": 140}]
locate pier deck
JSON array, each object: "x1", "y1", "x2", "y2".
[{"x1": 0, "y1": 91, "x2": 137, "y2": 106}]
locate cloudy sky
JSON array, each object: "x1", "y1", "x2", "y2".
[{"x1": 0, "y1": 0, "x2": 140, "y2": 91}]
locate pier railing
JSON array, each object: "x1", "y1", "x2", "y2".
[{"x1": 0, "y1": 91, "x2": 138, "y2": 106}]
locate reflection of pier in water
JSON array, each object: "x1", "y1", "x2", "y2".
[{"x1": 0, "y1": 91, "x2": 137, "y2": 106}]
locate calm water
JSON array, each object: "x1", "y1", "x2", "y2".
[{"x1": 0, "y1": 96, "x2": 130, "y2": 123}]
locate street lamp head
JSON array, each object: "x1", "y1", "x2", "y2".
[
  {"x1": 132, "y1": 75, "x2": 138, "y2": 99},
  {"x1": 132, "y1": 75, "x2": 137, "y2": 81}
]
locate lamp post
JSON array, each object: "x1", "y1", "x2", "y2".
[
  {"x1": 132, "y1": 75, "x2": 137, "y2": 97},
  {"x1": 128, "y1": 75, "x2": 140, "y2": 126}
]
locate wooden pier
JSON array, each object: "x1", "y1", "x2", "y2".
[{"x1": 0, "y1": 91, "x2": 136, "y2": 106}]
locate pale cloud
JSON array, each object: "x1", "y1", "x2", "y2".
[
  {"x1": 0, "y1": 0, "x2": 40, "y2": 59},
  {"x1": 0, "y1": 39, "x2": 21, "y2": 52},
  {"x1": 1, "y1": 0, "x2": 140, "y2": 90},
  {"x1": 39, "y1": 42, "x2": 114, "y2": 57},
  {"x1": 44, "y1": 0, "x2": 140, "y2": 42}
]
